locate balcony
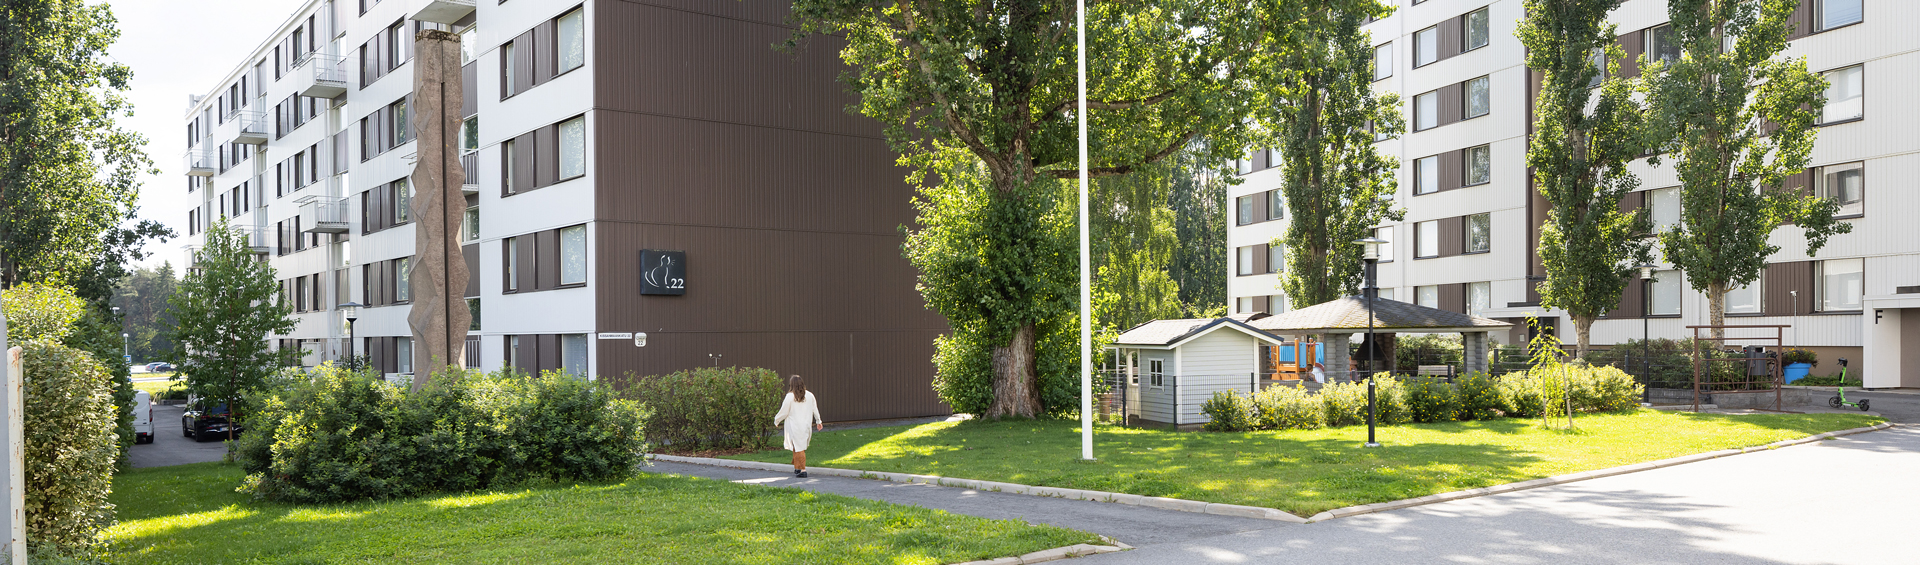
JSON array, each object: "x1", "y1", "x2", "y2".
[
  {"x1": 233, "y1": 111, "x2": 270, "y2": 145},
  {"x1": 243, "y1": 224, "x2": 273, "y2": 255},
  {"x1": 184, "y1": 151, "x2": 215, "y2": 176},
  {"x1": 460, "y1": 152, "x2": 479, "y2": 194},
  {"x1": 293, "y1": 54, "x2": 349, "y2": 99},
  {"x1": 410, "y1": 0, "x2": 475, "y2": 25},
  {"x1": 297, "y1": 195, "x2": 350, "y2": 234},
  {"x1": 182, "y1": 244, "x2": 203, "y2": 271}
]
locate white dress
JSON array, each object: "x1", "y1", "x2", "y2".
[{"x1": 774, "y1": 392, "x2": 824, "y2": 452}]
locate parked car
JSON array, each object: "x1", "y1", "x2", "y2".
[
  {"x1": 148, "y1": 362, "x2": 175, "y2": 373},
  {"x1": 181, "y1": 396, "x2": 241, "y2": 442},
  {"x1": 130, "y1": 390, "x2": 153, "y2": 444}
]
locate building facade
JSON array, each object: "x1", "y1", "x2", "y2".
[
  {"x1": 1226, "y1": 0, "x2": 1919, "y2": 387},
  {"x1": 177, "y1": 0, "x2": 951, "y2": 421}
]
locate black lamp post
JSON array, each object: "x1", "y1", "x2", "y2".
[
  {"x1": 339, "y1": 302, "x2": 362, "y2": 370},
  {"x1": 1357, "y1": 236, "x2": 1387, "y2": 448},
  {"x1": 1634, "y1": 263, "x2": 1658, "y2": 405}
]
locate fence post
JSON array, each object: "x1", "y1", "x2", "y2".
[{"x1": 1172, "y1": 376, "x2": 1179, "y2": 426}]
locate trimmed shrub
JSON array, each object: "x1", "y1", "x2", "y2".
[
  {"x1": 1497, "y1": 365, "x2": 1642, "y2": 419},
  {"x1": 618, "y1": 367, "x2": 784, "y2": 451},
  {"x1": 19, "y1": 341, "x2": 118, "y2": 555},
  {"x1": 1455, "y1": 372, "x2": 1503, "y2": 420},
  {"x1": 1251, "y1": 385, "x2": 1324, "y2": 430},
  {"x1": 1406, "y1": 378, "x2": 1460, "y2": 423},
  {"x1": 1317, "y1": 382, "x2": 1368, "y2": 427},
  {"x1": 1372, "y1": 376, "x2": 1412, "y2": 425},
  {"x1": 1201, "y1": 391, "x2": 1254, "y2": 432}
]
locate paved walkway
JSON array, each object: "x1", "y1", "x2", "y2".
[{"x1": 129, "y1": 404, "x2": 229, "y2": 468}]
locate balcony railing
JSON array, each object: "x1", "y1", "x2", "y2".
[
  {"x1": 184, "y1": 151, "x2": 215, "y2": 176},
  {"x1": 411, "y1": 0, "x2": 476, "y2": 25},
  {"x1": 460, "y1": 152, "x2": 479, "y2": 193},
  {"x1": 297, "y1": 195, "x2": 350, "y2": 234},
  {"x1": 243, "y1": 224, "x2": 272, "y2": 255},
  {"x1": 182, "y1": 244, "x2": 203, "y2": 271},
  {"x1": 296, "y1": 55, "x2": 349, "y2": 99},
  {"x1": 234, "y1": 111, "x2": 270, "y2": 144}
]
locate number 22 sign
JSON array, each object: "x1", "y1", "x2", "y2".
[{"x1": 640, "y1": 250, "x2": 687, "y2": 295}]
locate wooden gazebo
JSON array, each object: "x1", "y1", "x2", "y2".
[{"x1": 1249, "y1": 296, "x2": 1513, "y2": 382}]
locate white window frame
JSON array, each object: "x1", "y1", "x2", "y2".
[
  {"x1": 1468, "y1": 281, "x2": 1491, "y2": 317},
  {"x1": 1414, "y1": 155, "x2": 1438, "y2": 194},
  {"x1": 1816, "y1": 258, "x2": 1864, "y2": 312},
  {"x1": 1416, "y1": 220, "x2": 1439, "y2": 258},
  {"x1": 1725, "y1": 279, "x2": 1764, "y2": 315},
  {"x1": 1149, "y1": 358, "x2": 1165, "y2": 388},
  {"x1": 1649, "y1": 187, "x2": 1681, "y2": 233},
  {"x1": 560, "y1": 224, "x2": 587, "y2": 285},
  {"x1": 505, "y1": 236, "x2": 519, "y2": 291},
  {"x1": 1374, "y1": 42, "x2": 1393, "y2": 80},
  {"x1": 1814, "y1": 161, "x2": 1864, "y2": 218},
  {"x1": 1268, "y1": 244, "x2": 1284, "y2": 274},
  {"x1": 1820, "y1": 64, "x2": 1863, "y2": 124}
]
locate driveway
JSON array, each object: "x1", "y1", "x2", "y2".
[
  {"x1": 1082, "y1": 425, "x2": 1917, "y2": 564},
  {"x1": 128, "y1": 404, "x2": 231, "y2": 468}
]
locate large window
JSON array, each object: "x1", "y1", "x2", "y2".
[
  {"x1": 394, "y1": 177, "x2": 411, "y2": 224},
  {"x1": 1649, "y1": 187, "x2": 1681, "y2": 232},
  {"x1": 558, "y1": 8, "x2": 586, "y2": 73},
  {"x1": 1237, "y1": 195, "x2": 1254, "y2": 225},
  {"x1": 1814, "y1": 162, "x2": 1864, "y2": 217},
  {"x1": 1650, "y1": 269, "x2": 1681, "y2": 315},
  {"x1": 505, "y1": 236, "x2": 519, "y2": 291},
  {"x1": 561, "y1": 225, "x2": 587, "y2": 285},
  {"x1": 393, "y1": 98, "x2": 409, "y2": 145},
  {"x1": 1414, "y1": 155, "x2": 1438, "y2": 194},
  {"x1": 1819, "y1": 0, "x2": 1863, "y2": 31},
  {"x1": 1416, "y1": 285, "x2": 1439, "y2": 309},
  {"x1": 1645, "y1": 25, "x2": 1680, "y2": 66},
  {"x1": 1374, "y1": 43, "x2": 1392, "y2": 80},
  {"x1": 1236, "y1": 156, "x2": 1253, "y2": 175},
  {"x1": 1726, "y1": 279, "x2": 1763, "y2": 315},
  {"x1": 1821, "y1": 65, "x2": 1863, "y2": 124},
  {"x1": 462, "y1": 204, "x2": 480, "y2": 242},
  {"x1": 468, "y1": 298, "x2": 481, "y2": 330},
  {"x1": 461, "y1": 117, "x2": 479, "y2": 153},
  {"x1": 460, "y1": 25, "x2": 478, "y2": 65},
  {"x1": 1414, "y1": 26, "x2": 1438, "y2": 67},
  {"x1": 1468, "y1": 281, "x2": 1491, "y2": 317},
  {"x1": 559, "y1": 116, "x2": 586, "y2": 180},
  {"x1": 1268, "y1": 189, "x2": 1284, "y2": 221},
  {"x1": 562, "y1": 333, "x2": 588, "y2": 379},
  {"x1": 1375, "y1": 227, "x2": 1393, "y2": 262},
  {"x1": 502, "y1": 42, "x2": 519, "y2": 97},
  {"x1": 1466, "y1": 7, "x2": 1490, "y2": 51},
  {"x1": 1466, "y1": 76, "x2": 1490, "y2": 118},
  {"x1": 397, "y1": 337, "x2": 413, "y2": 375},
  {"x1": 395, "y1": 257, "x2": 412, "y2": 303},
  {"x1": 1466, "y1": 213, "x2": 1490, "y2": 253},
  {"x1": 1237, "y1": 245, "x2": 1256, "y2": 276},
  {"x1": 1817, "y1": 258, "x2": 1863, "y2": 312},
  {"x1": 1414, "y1": 91, "x2": 1438, "y2": 131},
  {"x1": 1465, "y1": 144, "x2": 1491, "y2": 185},
  {"x1": 1268, "y1": 245, "x2": 1284, "y2": 275},
  {"x1": 1416, "y1": 220, "x2": 1439, "y2": 258}
]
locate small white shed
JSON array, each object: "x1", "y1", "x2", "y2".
[{"x1": 1107, "y1": 317, "x2": 1288, "y2": 426}]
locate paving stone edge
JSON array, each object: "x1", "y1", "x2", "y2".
[{"x1": 646, "y1": 422, "x2": 1892, "y2": 528}]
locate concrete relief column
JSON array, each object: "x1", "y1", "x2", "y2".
[
  {"x1": 407, "y1": 29, "x2": 472, "y2": 388},
  {"x1": 1463, "y1": 331, "x2": 1488, "y2": 374},
  {"x1": 1322, "y1": 333, "x2": 1352, "y2": 382}
]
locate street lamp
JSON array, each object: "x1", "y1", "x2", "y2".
[
  {"x1": 111, "y1": 306, "x2": 129, "y2": 367},
  {"x1": 1356, "y1": 236, "x2": 1388, "y2": 448},
  {"x1": 338, "y1": 302, "x2": 363, "y2": 370},
  {"x1": 1634, "y1": 262, "x2": 1659, "y2": 405}
]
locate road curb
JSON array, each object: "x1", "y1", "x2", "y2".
[
  {"x1": 950, "y1": 539, "x2": 1130, "y2": 565},
  {"x1": 647, "y1": 421, "x2": 1893, "y2": 527}
]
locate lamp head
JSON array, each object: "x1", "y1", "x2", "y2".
[
  {"x1": 338, "y1": 301, "x2": 363, "y2": 322},
  {"x1": 1634, "y1": 262, "x2": 1659, "y2": 280},
  {"x1": 1355, "y1": 236, "x2": 1388, "y2": 260}
]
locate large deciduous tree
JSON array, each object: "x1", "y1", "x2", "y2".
[
  {"x1": 167, "y1": 221, "x2": 299, "y2": 440},
  {"x1": 0, "y1": 0, "x2": 161, "y2": 287},
  {"x1": 790, "y1": 0, "x2": 1391, "y2": 418},
  {"x1": 1520, "y1": 0, "x2": 1651, "y2": 358},
  {"x1": 1168, "y1": 150, "x2": 1228, "y2": 317},
  {"x1": 1643, "y1": 0, "x2": 1850, "y2": 339},
  {"x1": 1092, "y1": 151, "x2": 1186, "y2": 333},
  {"x1": 1270, "y1": 10, "x2": 1403, "y2": 308}
]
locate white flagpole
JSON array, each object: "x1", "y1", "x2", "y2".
[{"x1": 1078, "y1": 0, "x2": 1094, "y2": 461}]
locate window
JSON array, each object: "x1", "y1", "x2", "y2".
[
  {"x1": 1465, "y1": 145, "x2": 1490, "y2": 185},
  {"x1": 1268, "y1": 245, "x2": 1284, "y2": 275},
  {"x1": 1466, "y1": 7, "x2": 1490, "y2": 51},
  {"x1": 1268, "y1": 189, "x2": 1284, "y2": 220},
  {"x1": 393, "y1": 99, "x2": 410, "y2": 144},
  {"x1": 1414, "y1": 91, "x2": 1437, "y2": 131},
  {"x1": 502, "y1": 42, "x2": 518, "y2": 97},
  {"x1": 460, "y1": 25, "x2": 478, "y2": 65},
  {"x1": 1814, "y1": 162, "x2": 1864, "y2": 217},
  {"x1": 1649, "y1": 187, "x2": 1681, "y2": 232},
  {"x1": 468, "y1": 298, "x2": 482, "y2": 331},
  {"x1": 559, "y1": 116, "x2": 586, "y2": 180},
  {"x1": 1645, "y1": 24, "x2": 1680, "y2": 66},
  {"x1": 561, "y1": 225, "x2": 587, "y2": 285},
  {"x1": 505, "y1": 236, "x2": 519, "y2": 291},
  {"x1": 1819, "y1": 0, "x2": 1863, "y2": 31},
  {"x1": 1821, "y1": 65, "x2": 1863, "y2": 124},
  {"x1": 1817, "y1": 258, "x2": 1863, "y2": 312},
  {"x1": 560, "y1": 334, "x2": 589, "y2": 379},
  {"x1": 1466, "y1": 76, "x2": 1490, "y2": 118},
  {"x1": 1726, "y1": 279, "x2": 1763, "y2": 315},
  {"x1": 1416, "y1": 285, "x2": 1439, "y2": 308},
  {"x1": 1374, "y1": 43, "x2": 1392, "y2": 80},
  {"x1": 462, "y1": 205, "x2": 480, "y2": 242},
  {"x1": 1236, "y1": 157, "x2": 1252, "y2": 175},
  {"x1": 461, "y1": 117, "x2": 480, "y2": 153},
  {"x1": 394, "y1": 178, "x2": 411, "y2": 224},
  {"x1": 1237, "y1": 245, "x2": 1256, "y2": 276},
  {"x1": 1416, "y1": 220, "x2": 1439, "y2": 258},
  {"x1": 1414, "y1": 155, "x2": 1438, "y2": 194},
  {"x1": 1236, "y1": 195, "x2": 1254, "y2": 225},
  {"x1": 1149, "y1": 359, "x2": 1164, "y2": 387},
  {"x1": 502, "y1": 139, "x2": 517, "y2": 194},
  {"x1": 1375, "y1": 227, "x2": 1394, "y2": 262},
  {"x1": 1468, "y1": 282, "x2": 1491, "y2": 317},
  {"x1": 508, "y1": 335, "x2": 522, "y2": 369},
  {"x1": 395, "y1": 257, "x2": 412, "y2": 303},
  {"x1": 1414, "y1": 26, "x2": 1438, "y2": 67},
  {"x1": 1236, "y1": 296, "x2": 1254, "y2": 314},
  {"x1": 1466, "y1": 213, "x2": 1490, "y2": 253},
  {"x1": 1588, "y1": 48, "x2": 1606, "y2": 87},
  {"x1": 1377, "y1": 288, "x2": 1395, "y2": 301},
  {"x1": 558, "y1": 8, "x2": 585, "y2": 73},
  {"x1": 1650, "y1": 269, "x2": 1681, "y2": 315},
  {"x1": 396, "y1": 337, "x2": 413, "y2": 375}
]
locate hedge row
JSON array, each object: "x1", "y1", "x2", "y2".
[
  {"x1": 1202, "y1": 366, "x2": 1642, "y2": 432},
  {"x1": 614, "y1": 367, "x2": 785, "y2": 451}
]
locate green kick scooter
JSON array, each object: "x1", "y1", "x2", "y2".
[{"x1": 1827, "y1": 358, "x2": 1870, "y2": 412}]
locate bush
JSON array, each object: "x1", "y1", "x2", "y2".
[
  {"x1": 2, "y1": 283, "x2": 86, "y2": 343},
  {"x1": 1372, "y1": 376, "x2": 1412, "y2": 425},
  {"x1": 238, "y1": 366, "x2": 645, "y2": 503},
  {"x1": 1201, "y1": 391, "x2": 1254, "y2": 432},
  {"x1": 1251, "y1": 385, "x2": 1323, "y2": 430},
  {"x1": 1405, "y1": 378, "x2": 1461, "y2": 423},
  {"x1": 1497, "y1": 365, "x2": 1642, "y2": 419},
  {"x1": 1317, "y1": 382, "x2": 1368, "y2": 427},
  {"x1": 617, "y1": 367, "x2": 784, "y2": 451},
  {"x1": 929, "y1": 325, "x2": 1086, "y2": 417},
  {"x1": 1455, "y1": 372, "x2": 1503, "y2": 420},
  {"x1": 1780, "y1": 348, "x2": 1818, "y2": 366},
  {"x1": 19, "y1": 341, "x2": 118, "y2": 556}
]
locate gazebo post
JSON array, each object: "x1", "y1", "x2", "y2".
[
  {"x1": 1463, "y1": 331, "x2": 1489, "y2": 374},
  {"x1": 1323, "y1": 333, "x2": 1351, "y2": 382}
]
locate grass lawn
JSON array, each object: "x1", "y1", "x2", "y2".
[
  {"x1": 107, "y1": 463, "x2": 1098, "y2": 565},
  {"x1": 728, "y1": 410, "x2": 1881, "y2": 516},
  {"x1": 131, "y1": 379, "x2": 185, "y2": 399}
]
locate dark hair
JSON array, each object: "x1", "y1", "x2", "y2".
[{"x1": 788, "y1": 375, "x2": 807, "y2": 402}]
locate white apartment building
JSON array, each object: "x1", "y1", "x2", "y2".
[
  {"x1": 1226, "y1": 0, "x2": 1919, "y2": 387},
  {"x1": 176, "y1": 0, "x2": 951, "y2": 420}
]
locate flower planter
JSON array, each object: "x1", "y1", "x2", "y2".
[{"x1": 1783, "y1": 362, "x2": 1812, "y2": 383}]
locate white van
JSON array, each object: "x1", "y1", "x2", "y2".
[{"x1": 131, "y1": 390, "x2": 153, "y2": 444}]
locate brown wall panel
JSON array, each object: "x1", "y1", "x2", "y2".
[
  {"x1": 1438, "y1": 16, "x2": 1463, "y2": 61},
  {"x1": 1439, "y1": 216, "x2": 1464, "y2": 257},
  {"x1": 1766, "y1": 261, "x2": 1812, "y2": 317},
  {"x1": 1439, "y1": 283, "x2": 1467, "y2": 314},
  {"x1": 462, "y1": 244, "x2": 480, "y2": 298},
  {"x1": 1439, "y1": 83, "x2": 1463, "y2": 126},
  {"x1": 535, "y1": 229, "x2": 560, "y2": 290},
  {"x1": 1439, "y1": 149, "x2": 1462, "y2": 191},
  {"x1": 461, "y1": 63, "x2": 477, "y2": 117},
  {"x1": 1608, "y1": 275, "x2": 1645, "y2": 319}
]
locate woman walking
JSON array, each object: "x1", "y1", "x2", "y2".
[{"x1": 773, "y1": 375, "x2": 823, "y2": 478}]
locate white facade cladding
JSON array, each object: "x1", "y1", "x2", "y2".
[
  {"x1": 178, "y1": 0, "x2": 597, "y2": 381},
  {"x1": 1226, "y1": 0, "x2": 1920, "y2": 386}
]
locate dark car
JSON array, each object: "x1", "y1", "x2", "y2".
[
  {"x1": 150, "y1": 362, "x2": 175, "y2": 373},
  {"x1": 182, "y1": 397, "x2": 242, "y2": 442}
]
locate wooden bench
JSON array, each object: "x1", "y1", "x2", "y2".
[{"x1": 1416, "y1": 365, "x2": 1457, "y2": 379}]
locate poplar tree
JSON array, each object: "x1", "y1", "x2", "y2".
[
  {"x1": 1091, "y1": 157, "x2": 1182, "y2": 333},
  {"x1": 1643, "y1": 0, "x2": 1850, "y2": 339},
  {"x1": 1520, "y1": 0, "x2": 1651, "y2": 358},
  {"x1": 1271, "y1": 10, "x2": 1404, "y2": 307},
  {"x1": 167, "y1": 221, "x2": 299, "y2": 441},
  {"x1": 790, "y1": 0, "x2": 1393, "y2": 417}
]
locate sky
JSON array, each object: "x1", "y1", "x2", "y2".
[{"x1": 106, "y1": 0, "x2": 305, "y2": 270}]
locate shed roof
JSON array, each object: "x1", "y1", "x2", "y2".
[
  {"x1": 1248, "y1": 296, "x2": 1512, "y2": 334},
  {"x1": 1112, "y1": 317, "x2": 1286, "y2": 348}
]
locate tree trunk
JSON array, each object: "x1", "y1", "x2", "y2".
[
  {"x1": 1572, "y1": 314, "x2": 1594, "y2": 361},
  {"x1": 985, "y1": 323, "x2": 1041, "y2": 418},
  {"x1": 1706, "y1": 281, "x2": 1727, "y2": 341}
]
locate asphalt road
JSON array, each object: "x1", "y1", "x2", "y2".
[
  {"x1": 128, "y1": 404, "x2": 231, "y2": 468},
  {"x1": 1836, "y1": 390, "x2": 1920, "y2": 423}
]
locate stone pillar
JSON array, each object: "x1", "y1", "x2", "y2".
[
  {"x1": 1463, "y1": 331, "x2": 1489, "y2": 375},
  {"x1": 1322, "y1": 333, "x2": 1352, "y2": 382},
  {"x1": 408, "y1": 29, "x2": 471, "y2": 389}
]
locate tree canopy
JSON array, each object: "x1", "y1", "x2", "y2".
[{"x1": 167, "y1": 221, "x2": 298, "y2": 429}]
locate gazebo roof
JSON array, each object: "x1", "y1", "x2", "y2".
[{"x1": 1248, "y1": 295, "x2": 1512, "y2": 335}]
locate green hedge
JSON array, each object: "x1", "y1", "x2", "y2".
[
  {"x1": 20, "y1": 341, "x2": 119, "y2": 556},
  {"x1": 1200, "y1": 367, "x2": 1642, "y2": 432},
  {"x1": 616, "y1": 367, "x2": 785, "y2": 451},
  {"x1": 237, "y1": 366, "x2": 645, "y2": 503}
]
